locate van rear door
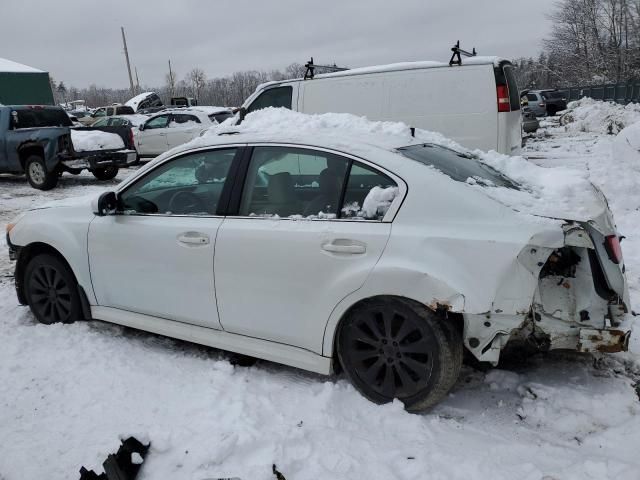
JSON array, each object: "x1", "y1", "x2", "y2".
[{"x1": 495, "y1": 62, "x2": 522, "y2": 154}]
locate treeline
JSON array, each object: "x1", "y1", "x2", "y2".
[
  {"x1": 514, "y1": 0, "x2": 640, "y2": 89},
  {"x1": 51, "y1": 62, "x2": 307, "y2": 108}
]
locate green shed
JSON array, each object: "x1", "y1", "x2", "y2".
[{"x1": 0, "y1": 58, "x2": 55, "y2": 105}]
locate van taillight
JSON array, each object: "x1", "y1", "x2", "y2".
[
  {"x1": 497, "y1": 85, "x2": 510, "y2": 112},
  {"x1": 605, "y1": 235, "x2": 623, "y2": 264}
]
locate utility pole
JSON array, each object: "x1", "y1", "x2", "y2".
[
  {"x1": 134, "y1": 67, "x2": 141, "y2": 94},
  {"x1": 121, "y1": 26, "x2": 135, "y2": 95},
  {"x1": 168, "y1": 59, "x2": 175, "y2": 97}
]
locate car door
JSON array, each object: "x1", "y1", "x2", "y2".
[
  {"x1": 137, "y1": 114, "x2": 171, "y2": 156},
  {"x1": 88, "y1": 147, "x2": 240, "y2": 329},
  {"x1": 214, "y1": 145, "x2": 401, "y2": 353},
  {"x1": 165, "y1": 113, "x2": 204, "y2": 149}
]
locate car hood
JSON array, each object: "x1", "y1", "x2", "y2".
[{"x1": 27, "y1": 193, "x2": 96, "y2": 212}]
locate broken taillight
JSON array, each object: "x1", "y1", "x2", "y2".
[{"x1": 604, "y1": 235, "x2": 623, "y2": 264}]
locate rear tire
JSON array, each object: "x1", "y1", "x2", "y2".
[
  {"x1": 24, "y1": 155, "x2": 58, "y2": 190},
  {"x1": 337, "y1": 297, "x2": 462, "y2": 412},
  {"x1": 92, "y1": 166, "x2": 119, "y2": 180},
  {"x1": 24, "y1": 254, "x2": 81, "y2": 324}
]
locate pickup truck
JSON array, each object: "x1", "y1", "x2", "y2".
[{"x1": 0, "y1": 105, "x2": 137, "y2": 190}]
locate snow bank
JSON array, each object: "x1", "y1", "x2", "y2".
[
  {"x1": 71, "y1": 130, "x2": 124, "y2": 152},
  {"x1": 560, "y1": 98, "x2": 640, "y2": 135}
]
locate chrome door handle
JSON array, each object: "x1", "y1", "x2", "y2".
[
  {"x1": 322, "y1": 242, "x2": 366, "y2": 254},
  {"x1": 177, "y1": 232, "x2": 210, "y2": 246}
]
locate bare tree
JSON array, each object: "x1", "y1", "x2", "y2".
[{"x1": 186, "y1": 68, "x2": 206, "y2": 101}]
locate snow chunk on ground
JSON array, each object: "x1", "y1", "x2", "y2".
[
  {"x1": 71, "y1": 130, "x2": 124, "y2": 152},
  {"x1": 560, "y1": 98, "x2": 640, "y2": 135}
]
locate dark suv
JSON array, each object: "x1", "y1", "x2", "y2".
[{"x1": 521, "y1": 90, "x2": 567, "y2": 117}]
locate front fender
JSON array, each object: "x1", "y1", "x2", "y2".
[{"x1": 10, "y1": 205, "x2": 96, "y2": 303}]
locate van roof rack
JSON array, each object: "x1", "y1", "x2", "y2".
[
  {"x1": 304, "y1": 57, "x2": 349, "y2": 80},
  {"x1": 449, "y1": 41, "x2": 477, "y2": 66}
]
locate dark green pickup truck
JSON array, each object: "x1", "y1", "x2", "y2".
[{"x1": 0, "y1": 105, "x2": 137, "y2": 190}]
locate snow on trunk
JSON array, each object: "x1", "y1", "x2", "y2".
[{"x1": 71, "y1": 130, "x2": 125, "y2": 152}]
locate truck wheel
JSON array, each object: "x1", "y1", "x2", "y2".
[
  {"x1": 24, "y1": 253, "x2": 81, "y2": 324},
  {"x1": 92, "y1": 166, "x2": 119, "y2": 181},
  {"x1": 25, "y1": 155, "x2": 59, "y2": 190},
  {"x1": 337, "y1": 297, "x2": 462, "y2": 412}
]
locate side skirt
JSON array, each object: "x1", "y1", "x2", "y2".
[{"x1": 91, "y1": 306, "x2": 332, "y2": 375}]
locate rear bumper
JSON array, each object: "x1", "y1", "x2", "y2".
[
  {"x1": 577, "y1": 326, "x2": 631, "y2": 353},
  {"x1": 61, "y1": 150, "x2": 137, "y2": 170}
]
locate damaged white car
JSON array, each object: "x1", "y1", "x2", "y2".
[{"x1": 6, "y1": 110, "x2": 632, "y2": 411}]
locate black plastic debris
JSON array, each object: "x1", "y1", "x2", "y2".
[{"x1": 79, "y1": 437, "x2": 150, "y2": 480}]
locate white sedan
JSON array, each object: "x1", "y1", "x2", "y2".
[
  {"x1": 6, "y1": 110, "x2": 631, "y2": 411},
  {"x1": 135, "y1": 107, "x2": 234, "y2": 158}
]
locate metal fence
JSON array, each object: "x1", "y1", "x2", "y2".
[{"x1": 557, "y1": 79, "x2": 640, "y2": 104}]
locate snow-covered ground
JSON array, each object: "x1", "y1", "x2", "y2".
[{"x1": 1, "y1": 115, "x2": 640, "y2": 479}]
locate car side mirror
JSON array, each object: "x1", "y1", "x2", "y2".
[
  {"x1": 138, "y1": 124, "x2": 145, "y2": 131},
  {"x1": 95, "y1": 191, "x2": 118, "y2": 216}
]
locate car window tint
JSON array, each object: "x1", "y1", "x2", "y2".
[
  {"x1": 145, "y1": 115, "x2": 170, "y2": 129},
  {"x1": 169, "y1": 114, "x2": 201, "y2": 127},
  {"x1": 119, "y1": 148, "x2": 236, "y2": 215},
  {"x1": 246, "y1": 86, "x2": 292, "y2": 113},
  {"x1": 342, "y1": 163, "x2": 399, "y2": 221},
  {"x1": 210, "y1": 112, "x2": 234, "y2": 124},
  {"x1": 92, "y1": 118, "x2": 109, "y2": 127},
  {"x1": 93, "y1": 109, "x2": 106, "y2": 117},
  {"x1": 527, "y1": 94, "x2": 538, "y2": 102},
  {"x1": 110, "y1": 118, "x2": 126, "y2": 126},
  {"x1": 398, "y1": 143, "x2": 519, "y2": 189},
  {"x1": 239, "y1": 146, "x2": 349, "y2": 218}
]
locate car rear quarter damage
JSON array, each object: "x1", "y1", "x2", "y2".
[{"x1": 462, "y1": 221, "x2": 631, "y2": 364}]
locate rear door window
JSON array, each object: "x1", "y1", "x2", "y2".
[
  {"x1": 13, "y1": 108, "x2": 73, "y2": 128},
  {"x1": 397, "y1": 143, "x2": 519, "y2": 189},
  {"x1": 247, "y1": 86, "x2": 292, "y2": 113}
]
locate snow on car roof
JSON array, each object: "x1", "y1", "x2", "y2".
[
  {"x1": 124, "y1": 92, "x2": 157, "y2": 109},
  {"x1": 191, "y1": 106, "x2": 232, "y2": 115},
  {"x1": 0, "y1": 57, "x2": 45, "y2": 73},
  {"x1": 110, "y1": 114, "x2": 149, "y2": 126},
  {"x1": 164, "y1": 108, "x2": 605, "y2": 223}
]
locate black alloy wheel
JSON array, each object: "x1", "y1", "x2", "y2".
[
  {"x1": 338, "y1": 298, "x2": 461, "y2": 411},
  {"x1": 24, "y1": 254, "x2": 81, "y2": 324}
]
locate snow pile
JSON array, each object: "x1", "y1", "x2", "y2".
[
  {"x1": 360, "y1": 186, "x2": 399, "y2": 218},
  {"x1": 560, "y1": 98, "x2": 640, "y2": 135},
  {"x1": 71, "y1": 130, "x2": 124, "y2": 152}
]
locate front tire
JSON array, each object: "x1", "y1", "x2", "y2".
[
  {"x1": 25, "y1": 155, "x2": 58, "y2": 190},
  {"x1": 92, "y1": 166, "x2": 119, "y2": 180},
  {"x1": 337, "y1": 298, "x2": 462, "y2": 412},
  {"x1": 24, "y1": 254, "x2": 82, "y2": 324}
]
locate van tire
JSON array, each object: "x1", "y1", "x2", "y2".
[
  {"x1": 337, "y1": 297, "x2": 462, "y2": 412},
  {"x1": 92, "y1": 166, "x2": 119, "y2": 180},
  {"x1": 25, "y1": 155, "x2": 58, "y2": 190}
]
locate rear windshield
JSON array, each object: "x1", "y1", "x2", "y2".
[
  {"x1": 209, "y1": 112, "x2": 234, "y2": 124},
  {"x1": 397, "y1": 143, "x2": 519, "y2": 189},
  {"x1": 116, "y1": 106, "x2": 135, "y2": 115},
  {"x1": 12, "y1": 108, "x2": 73, "y2": 129},
  {"x1": 542, "y1": 91, "x2": 563, "y2": 99}
]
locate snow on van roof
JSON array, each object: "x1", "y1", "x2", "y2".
[
  {"x1": 0, "y1": 58, "x2": 45, "y2": 73},
  {"x1": 314, "y1": 56, "x2": 504, "y2": 79}
]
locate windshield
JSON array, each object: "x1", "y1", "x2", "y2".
[
  {"x1": 397, "y1": 143, "x2": 519, "y2": 189},
  {"x1": 13, "y1": 108, "x2": 73, "y2": 129}
]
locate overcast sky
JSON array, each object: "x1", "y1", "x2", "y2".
[{"x1": 2, "y1": 0, "x2": 556, "y2": 89}]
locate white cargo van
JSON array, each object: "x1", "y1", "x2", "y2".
[{"x1": 241, "y1": 57, "x2": 522, "y2": 154}]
